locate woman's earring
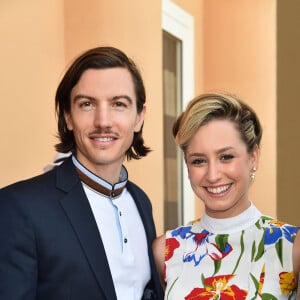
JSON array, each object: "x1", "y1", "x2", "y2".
[{"x1": 250, "y1": 167, "x2": 257, "y2": 180}]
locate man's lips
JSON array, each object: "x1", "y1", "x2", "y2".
[
  {"x1": 89, "y1": 131, "x2": 120, "y2": 141},
  {"x1": 93, "y1": 137, "x2": 115, "y2": 142}
]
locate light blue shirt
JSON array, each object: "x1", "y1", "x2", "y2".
[{"x1": 72, "y1": 156, "x2": 151, "y2": 299}]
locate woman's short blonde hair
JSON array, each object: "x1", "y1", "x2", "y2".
[{"x1": 173, "y1": 93, "x2": 262, "y2": 153}]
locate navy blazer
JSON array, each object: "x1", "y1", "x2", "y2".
[{"x1": 0, "y1": 158, "x2": 163, "y2": 300}]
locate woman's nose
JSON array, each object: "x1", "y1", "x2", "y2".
[{"x1": 206, "y1": 163, "x2": 221, "y2": 183}]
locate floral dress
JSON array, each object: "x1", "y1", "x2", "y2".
[{"x1": 164, "y1": 204, "x2": 299, "y2": 300}]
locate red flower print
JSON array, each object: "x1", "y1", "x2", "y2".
[
  {"x1": 185, "y1": 274, "x2": 248, "y2": 300},
  {"x1": 165, "y1": 238, "x2": 180, "y2": 261}
]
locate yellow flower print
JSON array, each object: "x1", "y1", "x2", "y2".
[{"x1": 279, "y1": 271, "x2": 296, "y2": 295}]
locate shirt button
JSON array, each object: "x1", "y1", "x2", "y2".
[{"x1": 124, "y1": 238, "x2": 128, "y2": 243}]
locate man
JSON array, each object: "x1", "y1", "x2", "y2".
[{"x1": 0, "y1": 47, "x2": 163, "y2": 300}]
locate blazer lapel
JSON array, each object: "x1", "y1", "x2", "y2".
[
  {"x1": 127, "y1": 182, "x2": 156, "y2": 243},
  {"x1": 127, "y1": 182, "x2": 164, "y2": 300},
  {"x1": 56, "y1": 159, "x2": 117, "y2": 300}
]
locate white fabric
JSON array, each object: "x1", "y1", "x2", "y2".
[
  {"x1": 84, "y1": 184, "x2": 151, "y2": 300},
  {"x1": 165, "y1": 204, "x2": 298, "y2": 299},
  {"x1": 200, "y1": 202, "x2": 262, "y2": 234}
]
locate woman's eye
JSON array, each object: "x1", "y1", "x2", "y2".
[
  {"x1": 220, "y1": 154, "x2": 234, "y2": 161},
  {"x1": 191, "y1": 158, "x2": 206, "y2": 165}
]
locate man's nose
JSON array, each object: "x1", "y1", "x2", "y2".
[{"x1": 94, "y1": 105, "x2": 113, "y2": 128}]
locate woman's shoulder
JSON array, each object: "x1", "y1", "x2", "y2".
[
  {"x1": 258, "y1": 215, "x2": 299, "y2": 231},
  {"x1": 166, "y1": 218, "x2": 202, "y2": 237}
]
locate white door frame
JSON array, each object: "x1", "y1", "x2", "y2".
[{"x1": 162, "y1": 0, "x2": 195, "y2": 225}]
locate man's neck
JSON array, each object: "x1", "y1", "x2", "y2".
[{"x1": 72, "y1": 155, "x2": 127, "y2": 186}]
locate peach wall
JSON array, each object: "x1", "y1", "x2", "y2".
[
  {"x1": 63, "y1": 0, "x2": 165, "y2": 232},
  {"x1": 0, "y1": 0, "x2": 165, "y2": 233},
  {"x1": 0, "y1": 0, "x2": 278, "y2": 235},
  {"x1": 0, "y1": 0, "x2": 65, "y2": 186},
  {"x1": 174, "y1": 0, "x2": 277, "y2": 218},
  {"x1": 201, "y1": 0, "x2": 277, "y2": 217}
]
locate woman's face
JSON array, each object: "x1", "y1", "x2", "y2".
[{"x1": 185, "y1": 119, "x2": 259, "y2": 218}]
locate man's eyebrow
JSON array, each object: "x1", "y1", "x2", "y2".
[
  {"x1": 72, "y1": 94, "x2": 133, "y2": 104},
  {"x1": 72, "y1": 94, "x2": 95, "y2": 103},
  {"x1": 112, "y1": 95, "x2": 133, "y2": 104}
]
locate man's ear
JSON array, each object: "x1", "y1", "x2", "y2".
[
  {"x1": 134, "y1": 105, "x2": 146, "y2": 132},
  {"x1": 64, "y1": 112, "x2": 73, "y2": 131}
]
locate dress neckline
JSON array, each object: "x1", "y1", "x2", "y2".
[{"x1": 199, "y1": 203, "x2": 262, "y2": 234}]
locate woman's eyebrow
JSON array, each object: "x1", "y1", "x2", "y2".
[
  {"x1": 187, "y1": 147, "x2": 234, "y2": 157},
  {"x1": 216, "y1": 146, "x2": 234, "y2": 154}
]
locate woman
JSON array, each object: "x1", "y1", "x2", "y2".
[{"x1": 153, "y1": 93, "x2": 300, "y2": 299}]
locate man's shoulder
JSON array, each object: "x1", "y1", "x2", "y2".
[
  {"x1": 1, "y1": 159, "x2": 76, "y2": 196},
  {"x1": 126, "y1": 180, "x2": 148, "y2": 197},
  {"x1": 1, "y1": 169, "x2": 55, "y2": 192}
]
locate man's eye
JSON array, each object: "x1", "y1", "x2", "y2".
[
  {"x1": 79, "y1": 101, "x2": 93, "y2": 110},
  {"x1": 220, "y1": 154, "x2": 234, "y2": 161},
  {"x1": 114, "y1": 101, "x2": 127, "y2": 108}
]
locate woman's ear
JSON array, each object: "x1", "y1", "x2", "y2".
[{"x1": 251, "y1": 144, "x2": 260, "y2": 170}]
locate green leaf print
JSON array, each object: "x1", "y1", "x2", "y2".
[
  {"x1": 255, "y1": 215, "x2": 273, "y2": 230},
  {"x1": 275, "y1": 238, "x2": 283, "y2": 267},
  {"x1": 232, "y1": 230, "x2": 245, "y2": 274},
  {"x1": 250, "y1": 272, "x2": 259, "y2": 290},
  {"x1": 214, "y1": 260, "x2": 221, "y2": 275},
  {"x1": 215, "y1": 234, "x2": 229, "y2": 251},
  {"x1": 213, "y1": 234, "x2": 229, "y2": 275},
  {"x1": 249, "y1": 272, "x2": 259, "y2": 300},
  {"x1": 166, "y1": 277, "x2": 179, "y2": 300},
  {"x1": 254, "y1": 235, "x2": 265, "y2": 261},
  {"x1": 261, "y1": 293, "x2": 278, "y2": 300},
  {"x1": 251, "y1": 240, "x2": 256, "y2": 262},
  {"x1": 201, "y1": 273, "x2": 205, "y2": 286}
]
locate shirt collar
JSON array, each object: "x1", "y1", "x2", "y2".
[{"x1": 72, "y1": 155, "x2": 128, "y2": 198}]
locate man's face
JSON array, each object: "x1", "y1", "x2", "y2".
[{"x1": 65, "y1": 68, "x2": 145, "y2": 181}]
